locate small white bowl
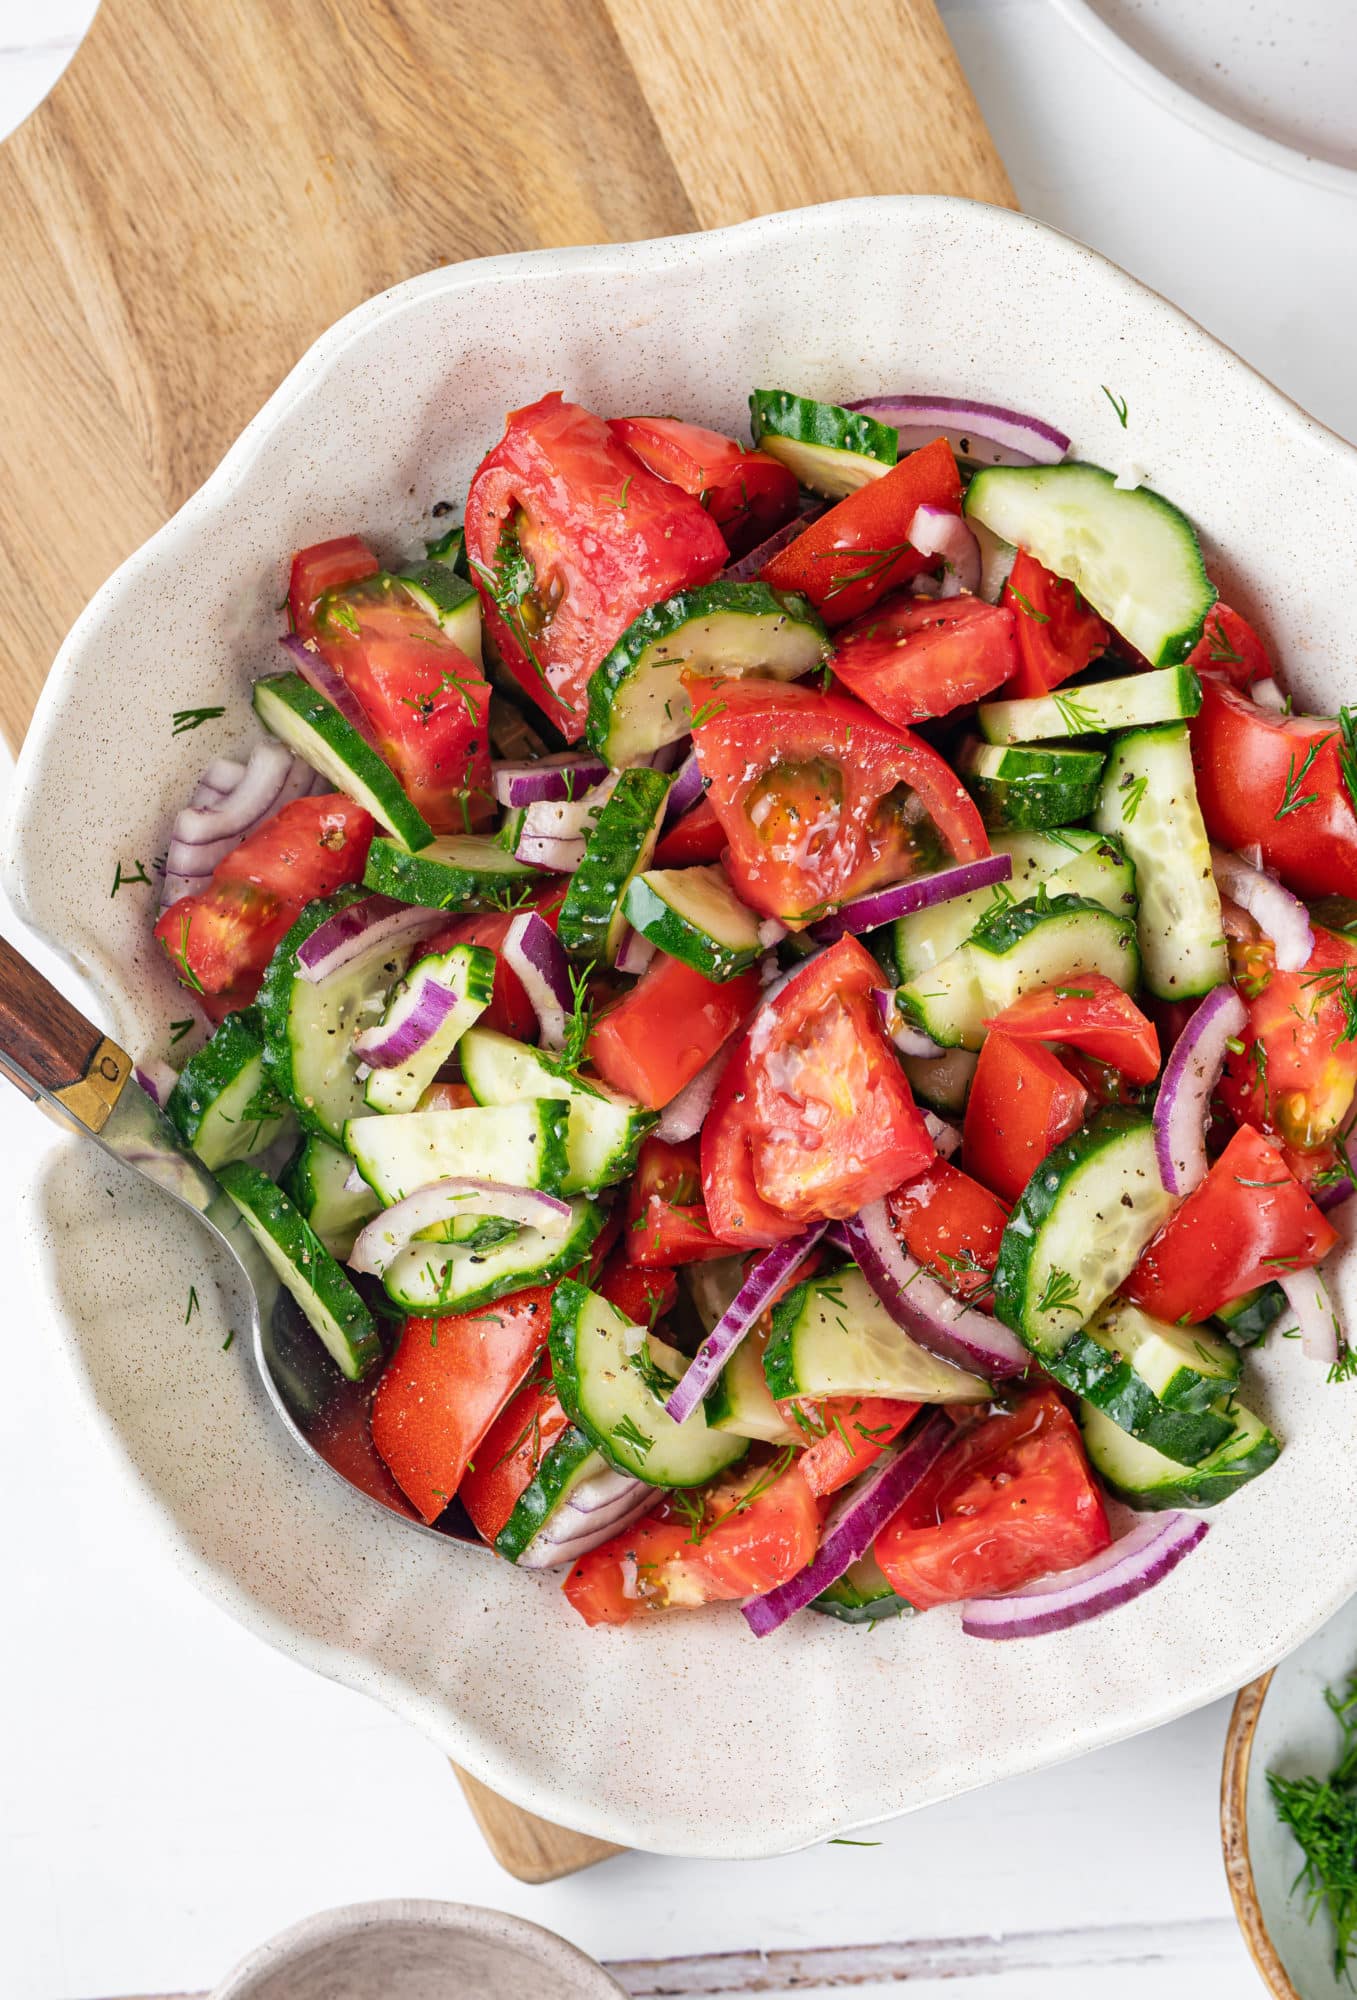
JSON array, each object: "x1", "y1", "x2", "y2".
[{"x1": 210, "y1": 1900, "x2": 625, "y2": 2000}]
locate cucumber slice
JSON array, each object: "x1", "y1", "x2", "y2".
[
  {"x1": 978, "y1": 665, "x2": 1202, "y2": 745},
  {"x1": 812, "y1": 1551, "x2": 912, "y2": 1624},
  {"x1": 900, "y1": 1046, "x2": 977, "y2": 1114},
  {"x1": 280, "y1": 1134, "x2": 379, "y2": 1260},
  {"x1": 165, "y1": 1008, "x2": 292, "y2": 1170},
  {"x1": 1214, "y1": 1283, "x2": 1288, "y2": 1347},
  {"x1": 958, "y1": 740, "x2": 1106, "y2": 832},
  {"x1": 495, "y1": 1423, "x2": 619, "y2": 1564},
  {"x1": 623, "y1": 864, "x2": 762, "y2": 981},
  {"x1": 764, "y1": 1265, "x2": 990, "y2": 1404},
  {"x1": 343, "y1": 1099, "x2": 571, "y2": 1202},
  {"x1": 396, "y1": 560, "x2": 483, "y2": 666},
  {"x1": 360, "y1": 943, "x2": 496, "y2": 1114},
  {"x1": 705, "y1": 1322, "x2": 803, "y2": 1445},
  {"x1": 1093, "y1": 722, "x2": 1227, "y2": 1000},
  {"x1": 1094, "y1": 1299, "x2": 1241, "y2": 1413},
  {"x1": 457, "y1": 1027, "x2": 655, "y2": 1191},
  {"x1": 423, "y1": 524, "x2": 468, "y2": 572},
  {"x1": 549, "y1": 1279, "x2": 749, "y2": 1488},
  {"x1": 1080, "y1": 1396, "x2": 1280, "y2": 1510},
  {"x1": 380, "y1": 1195, "x2": 607, "y2": 1313},
  {"x1": 253, "y1": 673, "x2": 435, "y2": 852},
  {"x1": 216, "y1": 1161, "x2": 379, "y2": 1381},
  {"x1": 993, "y1": 1110, "x2": 1175, "y2": 1359},
  {"x1": 1035, "y1": 1299, "x2": 1236, "y2": 1467},
  {"x1": 964, "y1": 461, "x2": 1217, "y2": 666},
  {"x1": 557, "y1": 765, "x2": 672, "y2": 964},
  {"x1": 362, "y1": 833, "x2": 540, "y2": 911},
  {"x1": 750, "y1": 389, "x2": 897, "y2": 497},
  {"x1": 585, "y1": 580, "x2": 827, "y2": 765}
]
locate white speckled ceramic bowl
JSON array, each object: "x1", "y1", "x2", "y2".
[{"x1": 9, "y1": 198, "x2": 1357, "y2": 1857}]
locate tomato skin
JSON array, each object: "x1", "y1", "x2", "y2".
[
  {"x1": 464, "y1": 393, "x2": 726, "y2": 739},
  {"x1": 886, "y1": 1159, "x2": 1009, "y2": 1304},
  {"x1": 1219, "y1": 928, "x2": 1357, "y2": 1151},
  {"x1": 625, "y1": 1135, "x2": 729, "y2": 1267},
  {"x1": 289, "y1": 535, "x2": 381, "y2": 641},
  {"x1": 831, "y1": 594, "x2": 1016, "y2": 726},
  {"x1": 563, "y1": 1458, "x2": 820, "y2": 1626},
  {"x1": 587, "y1": 956, "x2": 759, "y2": 1110},
  {"x1": 793, "y1": 1396, "x2": 920, "y2": 1497},
  {"x1": 874, "y1": 1388, "x2": 1110, "y2": 1611},
  {"x1": 999, "y1": 549, "x2": 1108, "y2": 696},
  {"x1": 1191, "y1": 677, "x2": 1357, "y2": 899},
  {"x1": 424, "y1": 886, "x2": 566, "y2": 1042},
  {"x1": 651, "y1": 793, "x2": 726, "y2": 867},
  {"x1": 153, "y1": 795, "x2": 375, "y2": 1004},
  {"x1": 370, "y1": 1286, "x2": 555, "y2": 1525},
  {"x1": 596, "y1": 1252, "x2": 678, "y2": 1327},
  {"x1": 982, "y1": 975, "x2": 1160, "y2": 1086},
  {"x1": 608, "y1": 415, "x2": 799, "y2": 559},
  {"x1": 962, "y1": 1031, "x2": 1088, "y2": 1206},
  {"x1": 459, "y1": 1367, "x2": 570, "y2": 1546},
  {"x1": 1185, "y1": 602, "x2": 1272, "y2": 694},
  {"x1": 760, "y1": 437, "x2": 962, "y2": 624},
  {"x1": 692, "y1": 674, "x2": 988, "y2": 925},
  {"x1": 1123, "y1": 1124, "x2": 1339, "y2": 1322},
  {"x1": 699, "y1": 1033, "x2": 805, "y2": 1248}
]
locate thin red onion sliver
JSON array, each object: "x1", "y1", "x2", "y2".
[
  {"x1": 160, "y1": 743, "x2": 314, "y2": 911},
  {"x1": 1210, "y1": 846, "x2": 1313, "y2": 971},
  {"x1": 1251, "y1": 677, "x2": 1288, "y2": 713},
  {"x1": 837, "y1": 1201, "x2": 1029, "y2": 1377},
  {"x1": 515, "y1": 828, "x2": 585, "y2": 872},
  {"x1": 923, "y1": 1110, "x2": 961, "y2": 1160},
  {"x1": 516, "y1": 1474, "x2": 652, "y2": 1570},
  {"x1": 961, "y1": 1513, "x2": 1209, "y2": 1640},
  {"x1": 1314, "y1": 1175, "x2": 1356, "y2": 1214},
  {"x1": 1278, "y1": 1267, "x2": 1342, "y2": 1364},
  {"x1": 352, "y1": 965, "x2": 464, "y2": 1069},
  {"x1": 614, "y1": 925, "x2": 656, "y2": 977},
  {"x1": 873, "y1": 987, "x2": 945, "y2": 1059},
  {"x1": 501, "y1": 910, "x2": 573, "y2": 1049},
  {"x1": 655, "y1": 1039, "x2": 735, "y2": 1142},
  {"x1": 809, "y1": 853, "x2": 1012, "y2": 945},
  {"x1": 661, "y1": 748, "x2": 706, "y2": 829},
  {"x1": 492, "y1": 750, "x2": 608, "y2": 808},
  {"x1": 721, "y1": 501, "x2": 828, "y2": 582},
  {"x1": 743, "y1": 1411, "x2": 957, "y2": 1637},
  {"x1": 295, "y1": 894, "x2": 447, "y2": 985},
  {"x1": 846, "y1": 394, "x2": 1070, "y2": 467},
  {"x1": 1152, "y1": 983, "x2": 1248, "y2": 1195},
  {"x1": 665, "y1": 1224, "x2": 826, "y2": 1425},
  {"x1": 348, "y1": 1178, "x2": 572, "y2": 1277},
  {"x1": 907, "y1": 503, "x2": 980, "y2": 597},
  {"x1": 134, "y1": 1060, "x2": 179, "y2": 1108},
  {"x1": 279, "y1": 633, "x2": 385, "y2": 752}
]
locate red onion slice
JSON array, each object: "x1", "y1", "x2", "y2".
[
  {"x1": 492, "y1": 751, "x2": 609, "y2": 807},
  {"x1": 907, "y1": 503, "x2": 980, "y2": 597},
  {"x1": 191, "y1": 757, "x2": 246, "y2": 808},
  {"x1": 348, "y1": 1178, "x2": 573, "y2": 1277},
  {"x1": 295, "y1": 894, "x2": 447, "y2": 985},
  {"x1": 661, "y1": 748, "x2": 707, "y2": 829},
  {"x1": 501, "y1": 910, "x2": 573, "y2": 1049},
  {"x1": 514, "y1": 829, "x2": 586, "y2": 873},
  {"x1": 1278, "y1": 1267, "x2": 1343, "y2": 1364},
  {"x1": 515, "y1": 1469, "x2": 653, "y2": 1570},
  {"x1": 134, "y1": 1059, "x2": 179, "y2": 1108},
  {"x1": 809, "y1": 853, "x2": 1012, "y2": 945},
  {"x1": 721, "y1": 501, "x2": 828, "y2": 582},
  {"x1": 279, "y1": 633, "x2": 385, "y2": 752},
  {"x1": 614, "y1": 926, "x2": 656, "y2": 977},
  {"x1": 665, "y1": 1225, "x2": 826, "y2": 1425},
  {"x1": 836, "y1": 1202, "x2": 1030, "y2": 1377},
  {"x1": 655, "y1": 1039, "x2": 735, "y2": 1142},
  {"x1": 159, "y1": 742, "x2": 315, "y2": 911},
  {"x1": 923, "y1": 1110, "x2": 961, "y2": 1160},
  {"x1": 847, "y1": 395, "x2": 1070, "y2": 468},
  {"x1": 352, "y1": 960, "x2": 466, "y2": 1069},
  {"x1": 743, "y1": 1410, "x2": 957, "y2": 1637},
  {"x1": 961, "y1": 1512, "x2": 1209, "y2": 1640},
  {"x1": 873, "y1": 987, "x2": 945, "y2": 1059},
  {"x1": 1210, "y1": 846, "x2": 1313, "y2": 971},
  {"x1": 1251, "y1": 677, "x2": 1288, "y2": 713},
  {"x1": 1152, "y1": 983, "x2": 1249, "y2": 1195}
]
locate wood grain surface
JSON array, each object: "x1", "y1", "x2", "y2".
[{"x1": 0, "y1": 0, "x2": 1009, "y2": 1882}]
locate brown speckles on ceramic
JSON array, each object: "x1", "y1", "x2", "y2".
[{"x1": 9, "y1": 197, "x2": 1357, "y2": 1859}]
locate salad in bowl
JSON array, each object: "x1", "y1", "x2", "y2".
[{"x1": 135, "y1": 382, "x2": 1357, "y2": 1642}]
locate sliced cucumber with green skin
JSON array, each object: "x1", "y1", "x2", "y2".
[
  {"x1": 764, "y1": 1265, "x2": 990, "y2": 1405},
  {"x1": 360, "y1": 943, "x2": 496, "y2": 1115},
  {"x1": 397, "y1": 560, "x2": 483, "y2": 666},
  {"x1": 216, "y1": 1161, "x2": 379, "y2": 1381},
  {"x1": 896, "y1": 892, "x2": 1139, "y2": 1049},
  {"x1": 549, "y1": 1279, "x2": 749, "y2": 1488},
  {"x1": 363, "y1": 833, "x2": 540, "y2": 911},
  {"x1": 1080, "y1": 1396, "x2": 1280, "y2": 1510},
  {"x1": 705, "y1": 1323, "x2": 803, "y2": 1445},
  {"x1": 343, "y1": 1099, "x2": 571, "y2": 1203},
  {"x1": 749, "y1": 389, "x2": 897, "y2": 497},
  {"x1": 959, "y1": 740, "x2": 1106, "y2": 832},
  {"x1": 1093, "y1": 722, "x2": 1227, "y2": 1000},
  {"x1": 253, "y1": 673, "x2": 435, "y2": 851},
  {"x1": 423, "y1": 525, "x2": 468, "y2": 573},
  {"x1": 280, "y1": 1134, "x2": 379, "y2": 1261},
  {"x1": 557, "y1": 765, "x2": 671, "y2": 964},
  {"x1": 964, "y1": 461, "x2": 1217, "y2": 666},
  {"x1": 812, "y1": 1552, "x2": 912, "y2": 1624},
  {"x1": 978, "y1": 665, "x2": 1202, "y2": 746},
  {"x1": 495, "y1": 1424, "x2": 615, "y2": 1564},
  {"x1": 166, "y1": 1008, "x2": 292, "y2": 1171},
  {"x1": 623, "y1": 865, "x2": 762, "y2": 981},
  {"x1": 585, "y1": 580, "x2": 828, "y2": 765},
  {"x1": 1214, "y1": 1283, "x2": 1288, "y2": 1347},
  {"x1": 888, "y1": 828, "x2": 1136, "y2": 983},
  {"x1": 1036, "y1": 1300, "x2": 1235, "y2": 1467},
  {"x1": 380, "y1": 1196, "x2": 607, "y2": 1314},
  {"x1": 993, "y1": 1110, "x2": 1176, "y2": 1359},
  {"x1": 900, "y1": 1046, "x2": 977, "y2": 1114},
  {"x1": 458, "y1": 1027, "x2": 655, "y2": 1192},
  {"x1": 1093, "y1": 1299, "x2": 1241, "y2": 1412}
]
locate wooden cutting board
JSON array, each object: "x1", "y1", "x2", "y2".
[{"x1": 0, "y1": 0, "x2": 1010, "y2": 1877}]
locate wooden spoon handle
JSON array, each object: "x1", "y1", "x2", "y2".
[{"x1": 0, "y1": 933, "x2": 131, "y2": 1129}]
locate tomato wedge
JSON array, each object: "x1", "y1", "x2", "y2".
[
  {"x1": 459, "y1": 1361, "x2": 569, "y2": 1546},
  {"x1": 999, "y1": 549, "x2": 1108, "y2": 697},
  {"x1": 608, "y1": 415, "x2": 799, "y2": 559},
  {"x1": 1123, "y1": 1124, "x2": 1338, "y2": 1323},
  {"x1": 831, "y1": 593, "x2": 1016, "y2": 726},
  {"x1": 886, "y1": 1159, "x2": 1009, "y2": 1305},
  {"x1": 288, "y1": 535, "x2": 381, "y2": 639},
  {"x1": 369, "y1": 1285, "x2": 555, "y2": 1524},
  {"x1": 703, "y1": 936, "x2": 935, "y2": 1240},
  {"x1": 153, "y1": 795, "x2": 374, "y2": 1015},
  {"x1": 563, "y1": 1457, "x2": 820, "y2": 1626},
  {"x1": 586, "y1": 955, "x2": 759, "y2": 1110},
  {"x1": 651, "y1": 793, "x2": 727, "y2": 867},
  {"x1": 1185, "y1": 601, "x2": 1273, "y2": 694},
  {"x1": 625, "y1": 1135, "x2": 728, "y2": 1267},
  {"x1": 759, "y1": 437, "x2": 962, "y2": 623},
  {"x1": 874, "y1": 1388, "x2": 1110, "y2": 1611},
  {"x1": 595, "y1": 1251, "x2": 678, "y2": 1328},
  {"x1": 1219, "y1": 927, "x2": 1357, "y2": 1152},
  {"x1": 691, "y1": 675, "x2": 987, "y2": 925},
  {"x1": 962, "y1": 1030, "x2": 1088, "y2": 1205},
  {"x1": 1191, "y1": 676, "x2": 1357, "y2": 899},
  {"x1": 792, "y1": 1396, "x2": 920, "y2": 1497},
  {"x1": 983, "y1": 975, "x2": 1160, "y2": 1085},
  {"x1": 464, "y1": 393, "x2": 726, "y2": 738}
]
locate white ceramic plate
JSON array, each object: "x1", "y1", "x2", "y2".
[{"x1": 9, "y1": 197, "x2": 1357, "y2": 1858}]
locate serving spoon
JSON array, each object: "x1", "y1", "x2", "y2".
[{"x1": 0, "y1": 931, "x2": 480, "y2": 1547}]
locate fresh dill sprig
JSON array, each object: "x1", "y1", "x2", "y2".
[{"x1": 1269, "y1": 1669, "x2": 1357, "y2": 1981}]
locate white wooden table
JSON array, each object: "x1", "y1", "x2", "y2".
[{"x1": 4, "y1": 3, "x2": 1354, "y2": 1995}]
